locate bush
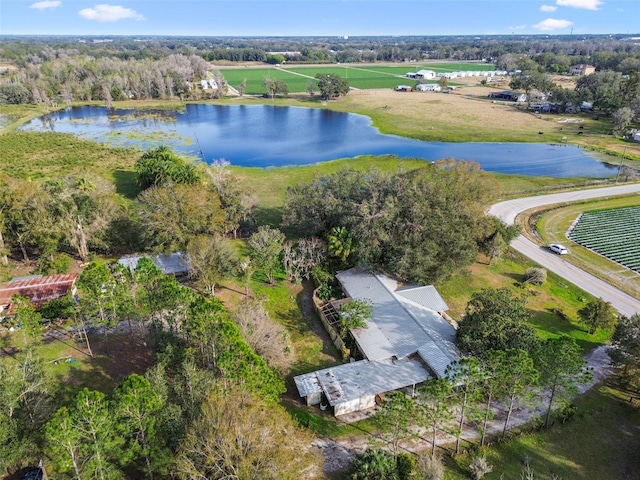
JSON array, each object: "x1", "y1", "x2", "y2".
[
  {"x1": 524, "y1": 267, "x2": 547, "y2": 285},
  {"x1": 38, "y1": 253, "x2": 72, "y2": 275},
  {"x1": 469, "y1": 455, "x2": 493, "y2": 480},
  {"x1": 396, "y1": 452, "x2": 416, "y2": 479},
  {"x1": 416, "y1": 454, "x2": 444, "y2": 480},
  {"x1": 349, "y1": 448, "x2": 398, "y2": 480}
]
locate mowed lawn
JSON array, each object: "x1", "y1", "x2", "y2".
[{"x1": 220, "y1": 62, "x2": 496, "y2": 94}]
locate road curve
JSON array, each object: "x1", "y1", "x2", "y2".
[{"x1": 488, "y1": 183, "x2": 640, "y2": 318}]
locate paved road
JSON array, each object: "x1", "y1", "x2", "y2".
[{"x1": 488, "y1": 183, "x2": 640, "y2": 318}]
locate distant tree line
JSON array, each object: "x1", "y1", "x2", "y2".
[
  {"x1": 2, "y1": 35, "x2": 640, "y2": 106},
  {"x1": 2, "y1": 34, "x2": 639, "y2": 68}
]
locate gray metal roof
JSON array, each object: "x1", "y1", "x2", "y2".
[
  {"x1": 118, "y1": 252, "x2": 190, "y2": 276},
  {"x1": 335, "y1": 268, "x2": 459, "y2": 377},
  {"x1": 396, "y1": 285, "x2": 449, "y2": 312},
  {"x1": 337, "y1": 268, "x2": 429, "y2": 361},
  {"x1": 294, "y1": 357, "x2": 432, "y2": 406}
]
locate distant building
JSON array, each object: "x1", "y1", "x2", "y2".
[
  {"x1": 415, "y1": 83, "x2": 441, "y2": 92},
  {"x1": 406, "y1": 70, "x2": 435, "y2": 80},
  {"x1": 394, "y1": 85, "x2": 413, "y2": 92},
  {"x1": 570, "y1": 64, "x2": 596, "y2": 76},
  {"x1": 488, "y1": 90, "x2": 527, "y2": 102},
  {"x1": 0, "y1": 274, "x2": 78, "y2": 317}
]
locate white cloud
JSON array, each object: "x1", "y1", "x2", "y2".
[
  {"x1": 533, "y1": 18, "x2": 574, "y2": 30},
  {"x1": 540, "y1": 5, "x2": 558, "y2": 12},
  {"x1": 555, "y1": 0, "x2": 603, "y2": 11},
  {"x1": 29, "y1": 1, "x2": 61, "y2": 10},
  {"x1": 78, "y1": 4, "x2": 145, "y2": 22},
  {"x1": 508, "y1": 24, "x2": 528, "y2": 31}
]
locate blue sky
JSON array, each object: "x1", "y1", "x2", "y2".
[{"x1": 1, "y1": 0, "x2": 637, "y2": 36}]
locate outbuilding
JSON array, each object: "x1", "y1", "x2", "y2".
[
  {"x1": 0, "y1": 274, "x2": 78, "y2": 317},
  {"x1": 118, "y1": 252, "x2": 191, "y2": 277},
  {"x1": 415, "y1": 83, "x2": 441, "y2": 92}
]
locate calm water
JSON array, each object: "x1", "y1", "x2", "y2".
[{"x1": 21, "y1": 105, "x2": 618, "y2": 177}]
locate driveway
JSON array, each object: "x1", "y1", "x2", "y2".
[{"x1": 488, "y1": 183, "x2": 640, "y2": 318}]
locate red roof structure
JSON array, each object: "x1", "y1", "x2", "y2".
[{"x1": 0, "y1": 273, "x2": 78, "y2": 314}]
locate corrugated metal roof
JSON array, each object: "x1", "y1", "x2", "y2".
[
  {"x1": 396, "y1": 285, "x2": 449, "y2": 312},
  {"x1": 295, "y1": 357, "x2": 432, "y2": 406},
  {"x1": 118, "y1": 252, "x2": 190, "y2": 276},
  {"x1": 335, "y1": 267, "x2": 459, "y2": 378},
  {"x1": 294, "y1": 371, "x2": 323, "y2": 398},
  {"x1": 336, "y1": 268, "x2": 431, "y2": 361},
  {"x1": 0, "y1": 273, "x2": 78, "y2": 307}
]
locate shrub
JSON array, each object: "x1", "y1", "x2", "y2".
[
  {"x1": 469, "y1": 455, "x2": 493, "y2": 480},
  {"x1": 524, "y1": 267, "x2": 547, "y2": 285},
  {"x1": 38, "y1": 253, "x2": 72, "y2": 275},
  {"x1": 396, "y1": 452, "x2": 416, "y2": 479},
  {"x1": 416, "y1": 454, "x2": 444, "y2": 480}
]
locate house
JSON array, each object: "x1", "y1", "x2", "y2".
[
  {"x1": 488, "y1": 90, "x2": 527, "y2": 102},
  {"x1": 406, "y1": 70, "x2": 436, "y2": 80},
  {"x1": 415, "y1": 83, "x2": 441, "y2": 92},
  {"x1": 0, "y1": 273, "x2": 78, "y2": 317},
  {"x1": 570, "y1": 64, "x2": 596, "y2": 76},
  {"x1": 630, "y1": 130, "x2": 640, "y2": 143},
  {"x1": 200, "y1": 80, "x2": 209, "y2": 90},
  {"x1": 118, "y1": 252, "x2": 191, "y2": 277},
  {"x1": 394, "y1": 85, "x2": 412, "y2": 92},
  {"x1": 294, "y1": 267, "x2": 460, "y2": 417}
]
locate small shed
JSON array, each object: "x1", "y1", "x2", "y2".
[
  {"x1": 0, "y1": 273, "x2": 78, "y2": 316},
  {"x1": 395, "y1": 85, "x2": 412, "y2": 92},
  {"x1": 416, "y1": 83, "x2": 441, "y2": 92},
  {"x1": 118, "y1": 252, "x2": 190, "y2": 277}
]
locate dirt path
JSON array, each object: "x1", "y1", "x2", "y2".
[{"x1": 315, "y1": 345, "x2": 614, "y2": 477}]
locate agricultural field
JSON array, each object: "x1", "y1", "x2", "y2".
[
  {"x1": 568, "y1": 205, "x2": 640, "y2": 273},
  {"x1": 218, "y1": 62, "x2": 495, "y2": 95},
  {"x1": 535, "y1": 196, "x2": 640, "y2": 300}
]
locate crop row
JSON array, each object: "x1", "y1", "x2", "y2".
[{"x1": 568, "y1": 206, "x2": 640, "y2": 273}]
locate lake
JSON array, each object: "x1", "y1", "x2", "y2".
[{"x1": 20, "y1": 104, "x2": 618, "y2": 177}]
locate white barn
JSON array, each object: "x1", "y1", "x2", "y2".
[{"x1": 416, "y1": 83, "x2": 441, "y2": 92}]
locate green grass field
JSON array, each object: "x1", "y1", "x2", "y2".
[{"x1": 220, "y1": 62, "x2": 494, "y2": 94}]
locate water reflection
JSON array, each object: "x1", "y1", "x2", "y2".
[{"x1": 19, "y1": 104, "x2": 617, "y2": 177}]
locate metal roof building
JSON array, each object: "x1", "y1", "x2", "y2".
[
  {"x1": 0, "y1": 273, "x2": 79, "y2": 315},
  {"x1": 118, "y1": 252, "x2": 190, "y2": 277},
  {"x1": 295, "y1": 357, "x2": 431, "y2": 416},
  {"x1": 294, "y1": 267, "x2": 460, "y2": 416}
]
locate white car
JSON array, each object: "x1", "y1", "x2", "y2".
[{"x1": 549, "y1": 244, "x2": 569, "y2": 255}]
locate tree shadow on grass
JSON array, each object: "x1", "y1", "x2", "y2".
[
  {"x1": 52, "y1": 331, "x2": 155, "y2": 402},
  {"x1": 293, "y1": 280, "x2": 341, "y2": 365},
  {"x1": 112, "y1": 169, "x2": 141, "y2": 199}
]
